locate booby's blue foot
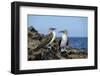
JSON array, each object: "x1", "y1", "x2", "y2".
[
  {"x1": 61, "y1": 48, "x2": 65, "y2": 52},
  {"x1": 47, "y1": 44, "x2": 52, "y2": 52}
]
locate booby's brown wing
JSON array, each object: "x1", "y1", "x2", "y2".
[
  {"x1": 33, "y1": 33, "x2": 53, "y2": 51},
  {"x1": 66, "y1": 40, "x2": 69, "y2": 46}
]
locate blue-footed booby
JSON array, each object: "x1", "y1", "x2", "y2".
[
  {"x1": 47, "y1": 28, "x2": 56, "y2": 45},
  {"x1": 33, "y1": 28, "x2": 56, "y2": 52},
  {"x1": 59, "y1": 30, "x2": 68, "y2": 52}
]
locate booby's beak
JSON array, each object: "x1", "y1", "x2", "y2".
[
  {"x1": 49, "y1": 28, "x2": 56, "y2": 31},
  {"x1": 59, "y1": 31, "x2": 64, "y2": 33}
]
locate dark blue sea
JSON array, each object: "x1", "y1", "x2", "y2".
[{"x1": 68, "y1": 37, "x2": 88, "y2": 49}]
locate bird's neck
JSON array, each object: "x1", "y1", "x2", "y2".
[
  {"x1": 48, "y1": 31, "x2": 56, "y2": 45},
  {"x1": 62, "y1": 33, "x2": 67, "y2": 40},
  {"x1": 52, "y1": 31, "x2": 56, "y2": 36}
]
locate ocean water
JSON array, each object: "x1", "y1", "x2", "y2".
[{"x1": 68, "y1": 37, "x2": 88, "y2": 49}]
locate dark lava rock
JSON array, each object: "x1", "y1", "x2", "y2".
[{"x1": 28, "y1": 26, "x2": 88, "y2": 60}]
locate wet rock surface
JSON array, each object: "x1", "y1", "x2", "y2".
[{"x1": 28, "y1": 26, "x2": 87, "y2": 61}]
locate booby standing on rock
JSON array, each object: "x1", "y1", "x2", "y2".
[
  {"x1": 33, "y1": 28, "x2": 56, "y2": 52},
  {"x1": 46, "y1": 28, "x2": 56, "y2": 52},
  {"x1": 59, "y1": 30, "x2": 68, "y2": 52},
  {"x1": 47, "y1": 28, "x2": 56, "y2": 46}
]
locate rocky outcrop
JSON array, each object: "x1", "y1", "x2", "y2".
[{"x1": 28, "y1": 26, "x2": 87, "y2": 61}]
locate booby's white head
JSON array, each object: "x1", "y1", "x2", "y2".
[
  {"x1": 48, "y1": 28, "x2": 56, "y2": 33},
  {"x1": 59, "y1": 30, "x2": 68, "y2": 34}
]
